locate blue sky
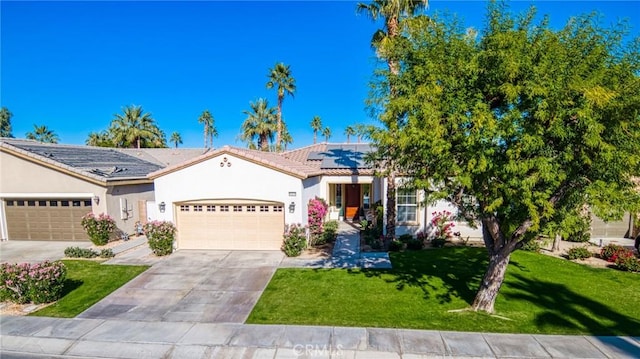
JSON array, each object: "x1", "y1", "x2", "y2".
[{"x1": 2, "y1": 1, "x2": 639, "y2": 149}]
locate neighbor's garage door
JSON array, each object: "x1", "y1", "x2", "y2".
[
  {"x1": 5, "y1": 199, "x2": 91, "y2": 241},
  {"x1": 176, "y1": 202, "x2": 284, "y2": 250},
  {"x1": 591, "y1": 212, "x2": 632, "y2": 238}
]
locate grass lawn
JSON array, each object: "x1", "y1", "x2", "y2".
[
  {"x1": 247, "y1": 247, "x2": 640, "y2": 335},
  {"x1": 30, "y1": 260, "x2": 148, "y2": 318}
]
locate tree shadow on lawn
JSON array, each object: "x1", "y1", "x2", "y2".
[
  {"x1": 353, "y1": 247, "x2": 488, "y2": 304},
  {"x1": 504, "y1": 272, "x2": 640, "y2": 336},
  {"x1": 60, "y1": 278, "x2": 83, "y2": 297}
]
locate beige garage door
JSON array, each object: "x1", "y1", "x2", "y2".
[
  {"x1": 176, "y1": 201, "x2": 285, "y2": 250},
  {"x1": 5, "y1": 199, "x2": 91, "y2": 241},
  {"x1": 591, "y1": 212, "x2": 632, "y2": 238}
]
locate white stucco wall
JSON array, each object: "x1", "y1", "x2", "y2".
[
  {"x1": 153, "y1": 153, "x2": 305, "y2": 225},
  {"x1": 302, "y1": 177, "x2": 322, "y2": 225}
]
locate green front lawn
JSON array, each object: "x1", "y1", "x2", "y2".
[
  {"x1": 247, "y1": 247, "x2": 640, "y2": 335},
  {"x1": 30, "y1": 260, "x2": 148, "y2": 318}
]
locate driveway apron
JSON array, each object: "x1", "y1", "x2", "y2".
[{"x1": 77, "y1": 250, "x2": 283, "y2": 323}]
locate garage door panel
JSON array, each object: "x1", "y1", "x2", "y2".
[
  {"x1": 177, "y1": 202, "x2": 284, "y2": 250},
  {"x1": 6, "y1": 198, "x2": 90, "y2": 241}
]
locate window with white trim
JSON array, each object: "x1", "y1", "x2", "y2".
[
  {"x1": 194, "y1": 205, "x2": 203, "y2": 212},
  {"x1": 397, "y1": 189, "x2": 417, "y2": 222}
]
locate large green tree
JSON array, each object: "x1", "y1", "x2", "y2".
[
  {"x1": 266, "y1": 62, "x2": 296, "y2": 151},
  {"x1": 26, "y1": 125, "x2": 59, "y2": 143},
  {"x1": 357, "y1": 0, "x2": 428, "y2": 239},
  {"x1": 109, "y1": 105, "x2": 166, "y2": 148},
  {"x1": 0, "y1": 107, "x2": 13, "y2": 137},
  {"x1": 86, "y1": 131, "x2": 114, "y2": 147},
  {"x1": 369, "y1": 3, "x2": 640, "y2": 313},
  {"x1": 198, "y1": 110, "x2": 218, "y2": 149},
  {"x1": 240, "y1": 98, "x2": 277, "y2": 151}
]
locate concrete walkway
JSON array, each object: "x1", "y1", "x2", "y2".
[
  {"x1": 280, "y1": 222, "x2": 392, "y2": 269},
  {"x1": 2, "y1": 316, "x2": 639, "y2": 358}
]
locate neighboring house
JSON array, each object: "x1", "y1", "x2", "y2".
[
  {"x1": 0, "y1": 138, "x2": 178, "y2": 241},
  {"x1": 149, "y1": 143, "x2": 482, "y2": 251}
]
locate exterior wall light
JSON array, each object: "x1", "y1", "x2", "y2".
[
  {"x1": 158, "y1": 201, "x2": 166, "y2": 213},
  {"x1": 93, "y1": 195, "x2": 100, "y2": 205},
  {"x1": 289, "y1": 202, "x2": 296, "y2": 213}
]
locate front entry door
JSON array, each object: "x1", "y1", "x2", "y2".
[{"x1": 345, "y1": 184, "x2": 361, "y2": 221}]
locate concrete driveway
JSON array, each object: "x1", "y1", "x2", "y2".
[
  {"x1": 0, "y1": 240, "x2": 91, "y2": 264},
  {"x1": 78, "y1": 250, "x2": 284, "y2": 323}
]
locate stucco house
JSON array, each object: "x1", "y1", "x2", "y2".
[
  {"x1": 148, "y1": 143, "x2": 483, "y2": 250},
  {"x1": 0, "y1": 138, "x2": 202, "y2": 241}
]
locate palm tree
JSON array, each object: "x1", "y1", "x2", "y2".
[
  {"x1": 281, "y1": 124, "x2": 293, "y2": 151},
  {"x1": 198, "y1": 110, "x2": 217, "y2": 148},
  {"x1": 170, "y1": 132, "x2": 183, "y2": 148},
  {"x1": 26, "y1": 125, "x2": 59, "y2": 143},
  {"x1": 344, "y1": 126, "x2": 356, "y2": 143},
  {"x1": 86, "y1": 131, "x2": 114, "y2": 147},
  {"x1": 109, "y1": 105, "x2": 158, "y2": 149},
  {"x1": 311, "y1": 116, "x2": 322, "y2": 144},
  {"x1": 240, "y1": 99, "x2": 277, "y2": 151},
  {"x1": 322, "y1": 127, "x2": 332, "y2": 142},
  {"x1": 0, "y1": 107, "x2": 13, "y2": 138},
  {"x1": 357, "y1": 0, "x2": 428, "y2": 240},
  {"x1": 266, "y1": 62, "x2": 296, "y2": 151}
]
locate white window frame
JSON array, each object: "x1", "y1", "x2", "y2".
[{"x1": 396, "y1": 188, "x2": 417, "y2": 223}]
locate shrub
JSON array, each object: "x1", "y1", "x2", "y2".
[
  {"x1": 388, "y1": 240, "x2": 403, "y2": 252},
  {"x1": 282, "y1": 224, "x2": 307, "y2": 257},
  {"x1": 566, "y1": 246, "x2": 592, "y2": 260},
  {"x1": 431, "y1": 211, "x2": 455, "y2": 240},
  {"x1": 398, "y1": 234, "x2": 413, "y2": 243},
  {"x1": 615, "y1": 255, "x2": 640, "y2": 272},
  {"x1": 144, "y1": 221, "x2": 176, "y2": 256},
  {"x1": 563, "y1": 215, "x2": 592, "y2": 243},
  {"x1": 600, "y1": 244, "x2": 627, "y2": 262},
  {"x1": 407, "y1": 238, "x2": 424, "y2": 250},
  {"x1": 308, "y1": 197, "x2": 329, "y2": 246},
  {"x1": 431, "y1": 237, "x2": 447, "y2": 248},
  {"x1": 99, "y1": 249, "x2": 115, "y2": 258},
  {"x1": 0, "y1": 261, "x2": 67, "y2": 304},
  {"x1": 521, "y1": 240, "x2": 541, "y2": 252},
  {"x1": 64, "y1": 246, "x2": 98, "y2": 258},
  {"x1": 81, "y1": 213, "x2": 116, "y2": 246},
  {"x1": 322, "y1": 220, "x2": 339, "y2": 243}
]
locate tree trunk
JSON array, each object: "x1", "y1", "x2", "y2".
[
  {"x1": 471, "y1": 249, "x2": 512, "y2": 313},
  {"x1": 386, "y1": 171, "x2": 397, "y2": 239},
  {"x1": 276, "y1": 96, "x2": 283, "y2": 152},
  {"x1": 552, "y1": 233, "x2": 561, "y2": 252},
  {"x1": 313, "y1": 132, "x2": 317, "y2": 144}
]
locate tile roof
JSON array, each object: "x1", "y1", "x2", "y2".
[
  {"x1": 118, "y1": 148, "x2": 210, "y2": 167},
  {"x1": 282, "y1": 143, "x2": 375, "y2": 176},
  {"x1": 0, "y1": 138, "x2": 162, "y2": 182}
]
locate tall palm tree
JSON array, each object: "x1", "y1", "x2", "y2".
[
  {"x1": 170, "y1": 132, "x2": 183, "y2": 148},
  {"x1": 357, "y1": 0, "x2": 428, "y2": 239},
  {"x1": 322, "y1": 127, "x2": 332, "y2": 142},
  {"x1": 26, "y1": 125, "x2": 59, "y2": 143},
  {"x1": 240, "y1": 99, "x2": 277, "y2": 151},
  {"x1": 266, "y1": 62, "x2": 296, "y2": 151},
  {"x1": 311, "y1": 116, "x2": 322, "y2": 144},
  {"x1": 109, "y1": 105, "x2": 158, "y2": 149},
  {"x1": 344, "y1": 126, "x2": 356, "y2": 143},
  {"x1": 0, "y1": 107, "x2": 13, "y2": 138},
  {"x1": 281, "y1": 124, "x2": 293, "y2": 151},
  {"x1": 198, "y1": 110, "x2": 217, "y2": 148}
]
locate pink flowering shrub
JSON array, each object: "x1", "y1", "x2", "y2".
[
  {"x1": 0, "y1": 261, "x2": 67, "y2": 304},
  {"x1": 81, "y1": 213, "x2": 116, "y2": 246},
  {"x1": 308, "y1": 197, "x2": 329, "y2": 246},
  {"x1": 431, "y1": 211, "x2": 455, "y2": 239},
  {"x1": 144, "y1": 221, "x2": 176, "y2": 256},
  {"x1": 282, "y1": 224, "x2": 308, "y2": 257}
]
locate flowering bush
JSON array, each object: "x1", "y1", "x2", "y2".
[
  {"x1": 615, "y1": 254, "x2": 640, "y2": 272},
  {"x1": 308, "y1": 197, "x2": 328, "y2": 246},
  {"x1": 600, "y1": 244, "x2": 629, "y2": 262},
  {"x1": 431, "y1": 211, "x2": 455, "y2": 239},
  {"x1": 282, "y1": 224, "x2": 307, "y2": 257},
  {"x1": 81, "y1": 213, "x2": 116, "y2": 246},
  {"x1": 566, "y1": 246, "x2": 592, "y2": 260},
  {"x1": 0, "y1": 261, "x2": 67, "y2": 304},
  {"x1": 144, "y1": 221, "x2": 176, "y2": 256}
]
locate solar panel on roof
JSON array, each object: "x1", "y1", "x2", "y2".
[{"x1": 306, "y1": 151, "x2": 324, "y2": 160}]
